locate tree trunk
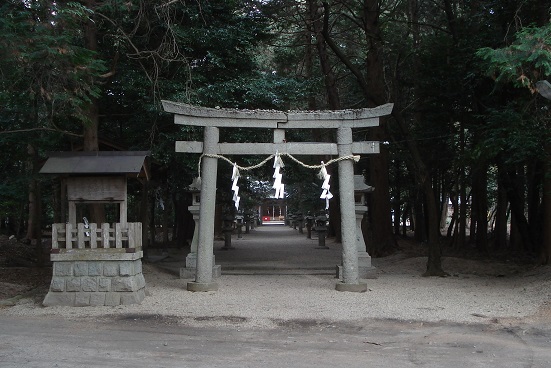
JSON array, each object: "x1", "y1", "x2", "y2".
[
  {"x1": 494, "y1": 166, "x2": 508, "y2": 249},
  {"x1": 321, "y1": 0, "x2": 395, "y2": 254},
  {"x1": 141, "y1": 179, "x2": 149, "y2": 256},
  {"x1": 363, "y1": 0, "x2": 395, "y2": 254},
  {"x1": 440, "y1": 193, "x2": 449, "y2": 230},
  {"x1": 393, "y1": 159, "x2": 402, "y2": 235},
  {"x1": 447, "y1": 191, "x2": 458, "y2": 238},
  {"x1": 527, "y1": 161, "x2": 543, "y2": 252},
  {"x1": 174, "y1": 194, "x2": 193, "y2": 249},
  {"x1": 149, "y1": 195, "x2": 156, "y2": 247},
  {"x1": 81, "y1": 0, "x2": 105, "y2": 224},
  {"x1": 541, "y1": 145, "x2": 551, "y2": 264},
  {"x1": 83, "y1": 0, "x2": 100, "y2": 152},
  {"x1": 310, "y1": 0, "x2": 340, "y2": 110},
  {"x1": 25, "y1": 144, "x2": 44, "y2": 265},
  {"x1": 458, "y1": 125, "x2": 467, "y2": 249},
  {"x1": 402, "y1": 202, "x2": 411, "y2": 236},
  {"x1": 473, "y1": 164, "x2": 488, "y2": 253},
  {"x1": 414, "y1": 190, "x2": 426, "y2": 242},
  {"x1": 368, "y1": 130, "x2": 395, "y2": 254},
  {"x1": 162, "y1": 189, "x2": 171, "y2": 244},
  {"x1": 424, "y1": 178, "x2": 445, "y2": 276},
  {"x1": 500, "y1": 164, "x2": 534, "y2": 251}
]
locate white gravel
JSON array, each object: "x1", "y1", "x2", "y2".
[{"x1": 2, "y1": 257, "x2": 550, "y2": 330}]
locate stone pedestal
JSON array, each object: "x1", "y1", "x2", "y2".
[
  {"x1": 43, "y1": 251, "x2": 146, "y2": 307},
  {"x1": 180, "y1": 253, "x2": 221, "y2": 279},
  {"x1": 336, "y1": 252, "x2": 376, "y2": 279}
]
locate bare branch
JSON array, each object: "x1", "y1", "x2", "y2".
[{"x1": 0, "y1": 127, "x2": 82, "y2": 138}]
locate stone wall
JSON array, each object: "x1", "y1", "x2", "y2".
[{"x1": 43, "y1": 257, "x2": 145, "y2": 307}]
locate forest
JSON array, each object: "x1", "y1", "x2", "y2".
[{"x1": 1, "y1": 0, "x2": 550, "y2": 274}]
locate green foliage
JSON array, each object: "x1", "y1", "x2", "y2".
[
  {"x1": 477, "y1": 24, "x2": 551, "y2": 90},
  {"x1": 0, "y1": 1, "x2": 107, "y2": 126},
  {"x1": 3, "y1": 0, "x2": 548, "y2": 257},
  {"x1": 187, "y1": 74, "x2": 312, "y2": 110},
  {"x1": 474, "y1": 106, "x2": 545, "y2": 165},
  {"x1": 474, "y1": 21, "x2": 551, "y2": 169}
]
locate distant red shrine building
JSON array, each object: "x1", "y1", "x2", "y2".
[{"x1": 259, "y1": 198, "x2": 286, "y2": 222}]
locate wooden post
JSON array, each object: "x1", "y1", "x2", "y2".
[
  {"x1": 65, "y1": 223, "x2": 73, "y2": 249},
  {"x1": 101, "y1": 223, "x2": 110, "y2": 248},
  {"x1": 115, "y1": 223, "x2": 122, "y2": 248},
  {"x1": 52, "y1": 224, "x2": 59, "y2": 249},
  {"x1": 127, "y1": 222, "x2": 135, "y2": 249},
  {"x1": 90, "y1": 223, "x2": 97, "y2": 248},
  {"x1": 77, "y1": 223, "x2": 85, "y2": 249},
  {"x1": 68, "y1": 202, "x2": 76, "y2": 225}
]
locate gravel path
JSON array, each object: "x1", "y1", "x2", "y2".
[{"x1": 2, "y1": 225, "x2": 550, "y2": 329}]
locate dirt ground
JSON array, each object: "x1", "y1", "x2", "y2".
[{"x1": 0, "y1": 235, "x2": 51, "y2": 303}]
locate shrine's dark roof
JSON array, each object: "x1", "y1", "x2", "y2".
[{"x1": 40, "y1": 151, "x2": 150, "y2": 178}]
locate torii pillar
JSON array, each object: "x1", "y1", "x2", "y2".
[
  {"x1": 187, "y1": 126, "x2": 220, "y2": 292},
  {"x1": 335, "y1": 127, "x2": 365, "y2": 291}
]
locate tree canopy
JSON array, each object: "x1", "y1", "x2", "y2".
[{"x1": 1, "y1": 0, "x2": 551, "y2": 268}]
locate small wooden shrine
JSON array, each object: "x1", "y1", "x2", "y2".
[{"x1": 39, "y1": 151, "x2": 149, "y2": 307}]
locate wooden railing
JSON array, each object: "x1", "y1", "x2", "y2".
[{"x1": 51, "y1": 222, "x2": 142, "y2": 252}]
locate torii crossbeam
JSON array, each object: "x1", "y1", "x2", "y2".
[{"x1": 163, "y1": 100, "x2": 394, "y2": 292}]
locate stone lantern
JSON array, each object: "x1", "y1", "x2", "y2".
[
  {"x1": 286, "y1": 212, "x2": 293, "y2": 227},
  {"x1": 337, "y1": 175, "x2": 376, "y2": 279},
  {"x1": 296, "y1": 212, "x2": 304, "y2": 234},
  {"x1": 221, "y1": 213, "x2": 235, "y2": 250},
  {"x1": 181, "y1": 178, "x2": 221, "y2": 279},
  {"x1": 305, "y1": 213, "x2": 315, "y2": 239},
  {"x1": 235, "y1": 213, "x2": 244, "y2": 239},
  {"x1": 244, "y1": 212, "x2": 251, "y2": 233},
  {"x1": 314, "y1": 213, "x2": 329, "y2": 249}
]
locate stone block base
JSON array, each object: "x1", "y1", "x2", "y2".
[
  {"x1": 336, "y1": 265, "x2": 377, "y2": 279},
  {"x1": 43, "y1": 258, "x2": 146, "y2": 307},
  {"x1": 181, "y1": 253, "x2": 221, "y2": 279},
  {"x1": 180, "y1": 265, "x2": 221, "y2": 279},
  {"x1": 335, "y1": 281, "x2": 368, "y2": 293},
  {"x1": 187, "y1": 281, "x2": 219, "y2": 292}
]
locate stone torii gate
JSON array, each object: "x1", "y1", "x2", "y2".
[{"x1": 162, "y1": 101, "x2": 393, "y2": 292}]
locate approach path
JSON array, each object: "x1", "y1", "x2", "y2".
[
  {"x1": 214, "y1": 222, "x2": 342, "y2": 275},
  {"x1": 156, "y1": 222, "x2": 343, "y2": 276}
]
